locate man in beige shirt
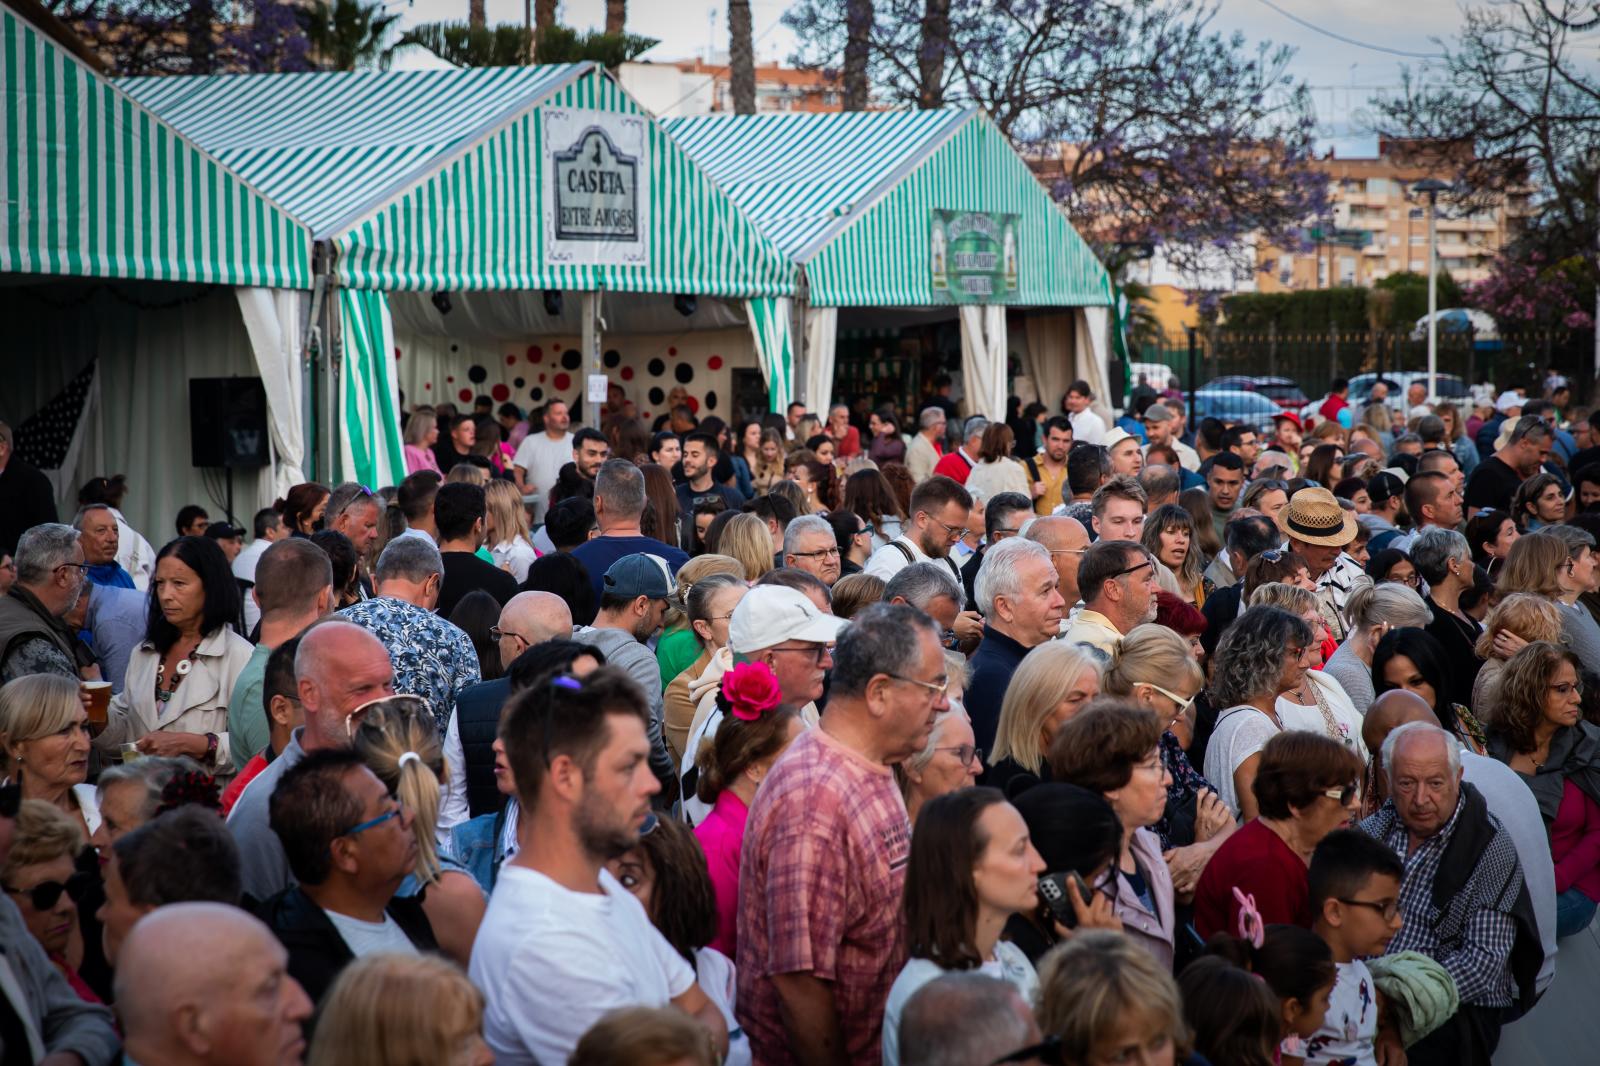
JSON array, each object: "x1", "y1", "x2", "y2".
[
  {"x1": 906, "y1": 406, "x2": 947, "y2": 483},
  {"x1": 1061, "y1": 539, "x2": 1159, "y2": 656}
]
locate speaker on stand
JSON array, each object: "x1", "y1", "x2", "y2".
[{"x1": 189, "y1": 377, "x2": 270, "y2": 524}]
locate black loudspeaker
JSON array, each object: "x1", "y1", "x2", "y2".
[{"x1": 190, "y1": 377, "x2": 270, "y2": 469}]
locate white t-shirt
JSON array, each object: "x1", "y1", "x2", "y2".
[
  {"x1": 471, "y1": 865, "x2": 695, "y2": 1066},
  {"x1": 324, "y1": 909, "x2": 420, "y2": 959},
  {"x1": 1303, "y1": 959, "x2": 1378, "y2": 1066},
  {"x1": 881, "y1": 943, "x2": 1037, "y2": 1066},
  {"x1": 512, "y1": 432, "x2": 573, "y2": 519},
  {"x1": 1276, "y1": 671, "x2": 1369, "y2": 761},
  {"x1": 1068, "y1": 408, "x2": 1107, "y2": 445},
  {"x1": 491, "y1": 537, "x2": 538, "y2": 583},
  {"x1": 1203, "y1": 706, "x2": 1282, "y2": 817}
]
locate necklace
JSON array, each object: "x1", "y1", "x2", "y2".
[{"x1": 154, "y1": 643, "x2": 200, "y2": 704}]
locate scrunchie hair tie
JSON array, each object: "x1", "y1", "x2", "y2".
[
  {"x1": 1233, "y1": 886, "x2": 1265, "y2": 948},
  {"x1": 397, "y1": 751, "x2": 422, "y2": 770}
]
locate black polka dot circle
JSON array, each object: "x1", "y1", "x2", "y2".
[
  {"x1": 674, "y1": 363, "x2": 694, "y2": 384},
  {"x1": 648, "y1": 387, "x2": 665, "y2": 405},
  {"x1": 647, "y1": 358, "x2": 665, "y2": 377},
  {"x1": 704, "y1": 390, "x2": 718, "y2": 411},
  {"x1": 560, "y1": 349, "x2": 581, "y2": 371},
  {"x1": 530, "y1": 387, "x2": 544, "y2": 402},
  {"x1": 602, "y1": 349, "x2": 621, "y2": 369},
  {"x1": 514, "y1": 377, "x2": 526, "y2": 388},
  {"x1": 468, "y1": 365, "x2": 487, "y2": 383}
]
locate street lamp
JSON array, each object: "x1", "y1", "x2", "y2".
[{"x1": 1413, "y1": 178, "x2": 1452, "y2": 403}]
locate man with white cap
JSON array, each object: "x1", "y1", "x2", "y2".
[
  {"x1": 680, "y1": 584, "x2": 846, "y2": 818},
  {"x1": 1277, "y1": 486, "x2": 1372, "y2": 642},
  {"x1": 1105, "y1": 428, "x2": 1144, "y2": 477},
  {"x1": 573, "y1": 553, "x2": 679, "y2": 796}
]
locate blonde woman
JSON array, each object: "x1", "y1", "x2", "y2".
[
  {"x1": 1250, "y1": 583, "x2": 1366, "y2": 759},
  {"x1": 310, "y1": 953, "x2": 493, "y2": 1066},
  {"x1": 352, "y1": 698, "x2": 485, "y2": 968},
  {"x1": 1322, "y1": 581, "x2": 1433, "y2": 713},
  {"x1": 750, "y1": 428, "x2": 786, "y2": 494},
  {"x1": 657, "y1": 555, "x2": 746, "y2": 696},
  {"x1": 484, "y1": 479, "x2": 537, "y2": 582},
  {"x1": 1101, "y1": 624, "x2": 1235, "y2": 896},
  {"x1": 1472, "y1": 592, "x2": 1565, "y2": 717},
  {"x1": 716, "y1": 513, "x2": 776, "y2": 582},
  {"x1": 0, "y1": 674, "x2": 98, "y2": 839},
  {"x1": 664, "y1": 572, "x2": 748, "y2": 764},
  {"x1": 403, "y1": 410, "x2": 442, "y2": 475},
  {"x1": 986, "y1": 642, "x2": 1102, "y2": 799}
]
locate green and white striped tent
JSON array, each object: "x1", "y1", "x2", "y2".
[
  {"x1": 665, "y1": 108, "x2": 1115, "y2": 419},
  {"x1": 1, "y1": 6, "x2": 312, "y2": 286},
  {"x1": 124, "y1": 64, "x2": 801, "y2": 488}
]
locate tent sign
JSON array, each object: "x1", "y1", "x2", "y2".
[
  {"x1": 543, "y1": 108, "x2": 652, "y2": 266},
  {"x1": 930, "y1": 209, "x2": 1019, "y2": 304}
]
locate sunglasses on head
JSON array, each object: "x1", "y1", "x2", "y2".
[{"x1": 4, "y1": 871, "x2": 93, "y2": 911}]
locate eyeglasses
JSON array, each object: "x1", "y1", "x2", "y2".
[
  {"x1": 1323, "y1": 782, "x2": 1362, "y2": 806},
  {"x1": 990, "y1": 527, "x2": 1021, "y2": 540},
  {"x1": 53, "y1": 562, "x2": 90, "y2": 575},
  {"x1": 768, "y1": 643, "x2": 830, "y2": 664},
  {"x1": 3, "y1": 871, "x2": 93, "y2": 911},
  {"x1": 344, "y1": 694, "x2": 432, "y2": 740},
  {"x1": 489, "y1": 625, "x2": 532, "y2": 645},
  {"x1": 923, "y1": 513, "x2": 971, "y2": 541},
  {"x1": 1550, "y1": 681, "x2": 1582, "y2": 696},
  {"x1": 1140, "y1": 682, "x2": 1195, "y2": 725},
  {"x1": 1110, "y1": 559, "x2": 1155, "y2": 581},
  {"x1": 936, "y1": 744, "x2": 983, "y2": 768},
  {"x1": 859, "y1": 522, "x2": 876, "y2": 537},
  {"x1": 886, "y1": 673, "x2": 950, "y2": 697},
  {"x1": 790, "y1": 547, "x2": 842, "y2": 559},
  {"x1": 1046, "y1": 547, "x2": 1087, "y2": 558},
  {"x1": 1337, "y1": 896, "x2": 1401, "y2": 922},
  {"x1": 339, "y1": 803, "x2": 404, "y2": 841}
]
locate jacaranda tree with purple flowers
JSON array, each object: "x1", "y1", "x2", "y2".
[{"x1": 782, "y1": 0, "x2": 1328, "y2": 281}]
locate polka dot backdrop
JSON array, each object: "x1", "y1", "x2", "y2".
[{"x1": 390, "y1": 326, "x2": 759, "y2": 423}]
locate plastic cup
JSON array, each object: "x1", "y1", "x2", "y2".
[
  {"x1": 119, "y1": 743, "x2": 142, "y2": 764},
  {"x1": 81, "y1": 681, "x2": 112, "y2": 724}
]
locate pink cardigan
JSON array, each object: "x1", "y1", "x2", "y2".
[{"x1": 695, "y1": 789, "x2": 749, "y2": 957}]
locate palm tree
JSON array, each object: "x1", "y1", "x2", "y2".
[
  {"x1": 302, "y1": 0, "x2": 404, "y2": 71},
  {"x1": 729, "y1": 0, "x2": 754, "y2": 113},
  {"x1": 604, "y1": 0, "x2": 625, "y2": 35},
  {"x1": 842, "y1": 0, "x2": 872, "y2": 111}
]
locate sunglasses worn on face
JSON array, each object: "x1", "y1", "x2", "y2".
[
  {"x1": 4, "y1": 871, "x2": 93, "y2": 911},
  {"x1": 1323, "y1": 782, "x2": 1361, "y2": 806}
]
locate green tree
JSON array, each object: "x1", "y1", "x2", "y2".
[
  {"x1": 1374, "y1": 270, "x2": 1463, "y2": 327},
  {"x1": 394, "y1": 22, "x2": 533, "y2": 66},
  {"x1": 302, "y1": 0, "x2": 403, "y2": 70},
  {"x1": 529, "y1": 24, "x2": 658, "y2": 66}
]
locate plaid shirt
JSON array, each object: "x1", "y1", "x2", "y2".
[
  {"x1": 736, "y1": 726, "x2": 911, "y2": 1065},
  {"x1": 1360, "y1": 792, "x2": 1521, "y2": 1007}
]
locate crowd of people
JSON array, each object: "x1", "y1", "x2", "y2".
[{"x1": 0, "y1": 369, "x2": 1597, "y2": 1065}]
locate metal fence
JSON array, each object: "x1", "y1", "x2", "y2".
[{"x1": 1123, "y1": 327, "x2": 1596, "y2": 408}]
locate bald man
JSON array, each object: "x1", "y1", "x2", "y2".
[
  {"x1": 443, "y1": 592, "x2": 577, "y2": 824},
  {"x1": 1024, "y1": 515, "x2": 1090, "y2": 619},
  {"x1": 229, "y1": 620, "x2": 397, "y2": 900},
  {"x1": 1363, "y1": 689, "x2": 1557, "y2": 994},
  {"x1": 117, "y1": 903, "x2": 312, "y2": 1066}
]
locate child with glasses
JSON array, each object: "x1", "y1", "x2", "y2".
[{"x1": 1303, "y1": 829, "x2": 1408, "y2": 1066}]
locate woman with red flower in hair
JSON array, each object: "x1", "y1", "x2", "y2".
[{"x1": 691, "y1": 662, "x2": 804, "y2": 956}]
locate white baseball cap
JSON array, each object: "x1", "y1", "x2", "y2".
[{"x1": 728, "y1": 585, "x2": 846, "y2": 654}]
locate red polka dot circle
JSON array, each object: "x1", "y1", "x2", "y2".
[
  {"x1": 458, "y1": 388, "x2": 473, "y2": 403},
  {"x1": 707, "y1": 355, "x2": 723, "y2": 371},
  {"x1": 553, "y1": 373, "x2": 571, "y2": 391},
  {"x1": 491, "y1": 384, "x2": 510, "y2": 402}
]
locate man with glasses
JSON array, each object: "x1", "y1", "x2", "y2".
[
  {"x1": 474, "y1": 667, "x2": 729, "y2": 1065},
  {"x1": 679, "y1": 584, "x2": 845, "y2": 818},
  {"x1": 1024, "y1": 515, "x2": 1091, "y2": 620},
  {"x1": 965, "y1": 539, "x2": 1067, "y2": 756},
  {"x1": 340, "y1": 537, "x2": 481, "y2": 738},
  {"x1": 782, "y1": 515, "x2": 843, "y2": 587},
  {"x1": 739, "y1": 602, "x2": 946, "y2": 1065},
  {"x1": 0, "y1": 523, "x2": 90, "y2": 684},
  {"x1": 1357, "y1": 723, "x2": 1541, "y2": 1064},
  {"x1": 865, "y1": 475, "x2": 973, "y2": 585},
  {"x1": 885, "y1": 562, "x2": 966, "y2": 646},
  {"x1": 260, "y1": 749, "x2": 437, "y2": 1004},
  {"x1": 1278, "y1": 486, "x2": 1371, "y2": 642},
  {"x1": 230, "y1": 620, "x2": 396, "y2": 901},
  {"x1": 1062, "y1": 540, "x2": 1159, "y2": 658}
]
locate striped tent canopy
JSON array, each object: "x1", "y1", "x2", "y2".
[
  {"x1": 0, "y1": 4, "x2": 312, "y2": 287},
  {"x1": 665, "y1": 108, "x2": 1111, "y2": 308},
  {"x1": 120, "y1": 64, "x2": 795, "y2": 297}
]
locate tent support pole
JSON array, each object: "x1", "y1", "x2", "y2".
[
  {"x1": 792, "y1": 268, "x2": 810, "y2": 410},
  {"x1": 581, "y1": 291, "x2": 603, "y2": 429},
  {"x1": 321, "y1": 273, "x2": 341, "y2": 484}
]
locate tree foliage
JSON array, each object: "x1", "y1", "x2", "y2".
[
  {"x1": 1368, "y1": 0, "x2": 1600, "y2": 286},
  {"x1": 301, "y1": 0, "x2": 402, "y2": 71},
  {"x1": 783, "y1": 0, "x2": 1327, "y2": 280},
  {"x1": 392, "y1": 22, "x2": 656, "y2": 69},
  {"x1": 48, "y1": 0, "x2": 311, "y2": 74}
]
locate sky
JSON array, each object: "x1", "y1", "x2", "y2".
[{"x1": 390, "y1": 0, "x2": 1474, "y2": 153}]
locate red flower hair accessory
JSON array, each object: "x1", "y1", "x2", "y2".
[{"x1": 722, "y1": 662, "x2": 783, "y2": 722}]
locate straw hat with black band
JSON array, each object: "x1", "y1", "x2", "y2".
[{"x1": 1276, "y1": 486, "x2": 1359, "y2": 547}]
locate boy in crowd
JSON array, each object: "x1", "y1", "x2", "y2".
[{"x1": 1304, "y1": 829, "x2": 1407, "y2": 1066}]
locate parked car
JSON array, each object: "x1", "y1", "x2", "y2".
[
  {"x1": 1197, "y1": 375, "x2": 1310, "y2": 409},
  {"x1": 1191, "y1": 390, "x2": 1284, "y2": 431},
  {"x1": 1348, "y1": 371, "x2": 1470, "y2": 411}
]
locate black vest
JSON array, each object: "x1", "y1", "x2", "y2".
[{"x1": 455, "y1": 678, "x2": 511, "y2": 818}]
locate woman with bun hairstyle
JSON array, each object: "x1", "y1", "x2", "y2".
[
  {"x1": 692, "y1": 663, "x2": 803, "y2": 956},
  {"x1": 352, "y1": 696, "x2": 485, "y2": 967}
]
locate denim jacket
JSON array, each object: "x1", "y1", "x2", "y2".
[{"x1": 449, "y1": 804, "x2": 511, "y2": 894}]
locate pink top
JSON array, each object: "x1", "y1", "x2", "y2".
[
  {"x1": 403, "y1": 443, "x2": 441, "y2": 475},
  {"x1": 695, "y1": 789, "x2": 749, "y2": 957},
  {"x1": 1550, "y1": 778, "x2": 1600, "y2": 901}
]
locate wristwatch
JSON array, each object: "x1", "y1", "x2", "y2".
[{"x1": 204, "y1": 733, "x2": 219, "y2": 761}]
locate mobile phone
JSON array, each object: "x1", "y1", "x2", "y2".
[{"x1": 1038, "y1": 871, "x2": 1093, "y2": 928}]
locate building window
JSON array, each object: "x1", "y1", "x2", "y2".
[
  {"x1": 1389, "y1": 234, "x2": 1400, "y2": 246},
  {"x1": 1410, "y1": 234, "x2": 1426, "y2": 245},
  {"x1": 1409, "y1": 207, "x2": 1424, "y2": 219},
  {"x1": 1389, "y1": 209, "x2": 1399, "y2": 220},
  {"x1": 1409, "y1": 259, "x2": 1424, "y2": 271},
  {"x1": 1368, "y1": 178, "x2": 1391, "y2": 199},
  {"x1": 1340, "y1": 258, "x2": 1357, "y2": 284}
]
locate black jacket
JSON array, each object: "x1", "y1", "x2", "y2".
[
  {"x1": 455, "y1": 677, "x2": 511, "y2": 818},
  {"x1": 0, "y1": 457, "x2": 57, "y2": 556},
  {"x1": 254, "y1": 887, "x2": 438, "y2": 1007}
]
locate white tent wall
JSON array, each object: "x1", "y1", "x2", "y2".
[
  {"x1": 235, "y1": 288, "x2": 307, "y2": 501},
  {"x1": 0, "y1": 283, "x2": 271, "y2": 543},
  {"x1": 802, "y1": 307, "x2": 839, "y2": 416},
  {"x1": 957, "y1": 305, "x2": 1008, "y2": 421},
  {"x1": 1074, "y1": 306, "x2": 1116, "y2": 427}
]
